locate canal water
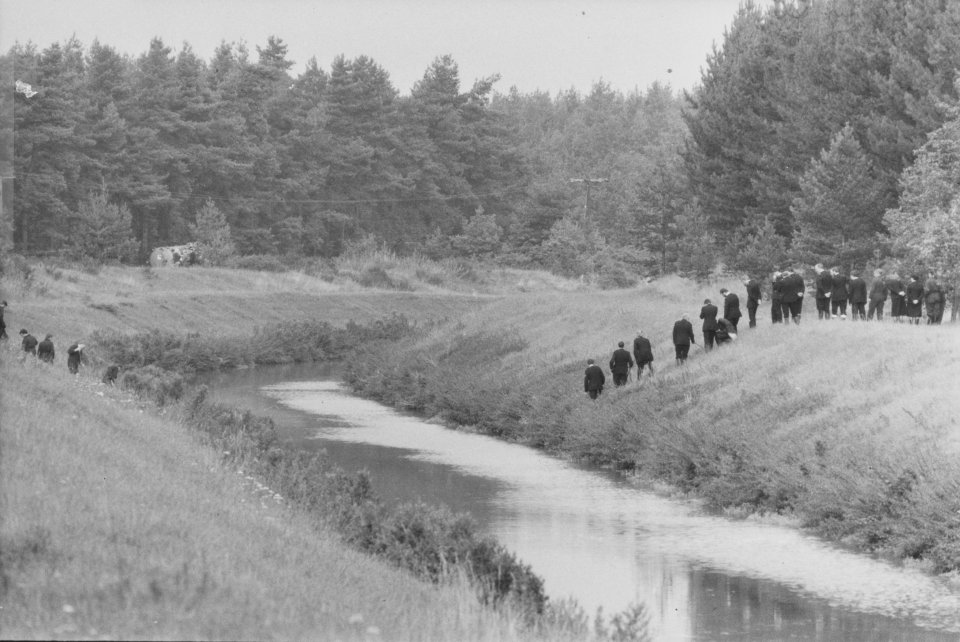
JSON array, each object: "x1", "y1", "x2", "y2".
[{"x1": 202, "y1": 363, "x2": 960, "y2": 641}]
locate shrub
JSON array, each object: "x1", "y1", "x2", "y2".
[{"x1": 120, "y1": 365, "x2": 185, "y2": 405}]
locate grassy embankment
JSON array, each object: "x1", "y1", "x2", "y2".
[
  {"x1": 1, "y1": 261, "x2": 623, "y2": 641},
  {"x1": 344, "y1": 275, "x2": 960, "y2": 575}
]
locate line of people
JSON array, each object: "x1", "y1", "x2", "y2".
[
  {"x1": 16, "y1": 328, "x2": 86, "y2": 374},
  {"x1": 584, "y1": 265, "x2": 953, "y2": 399}
]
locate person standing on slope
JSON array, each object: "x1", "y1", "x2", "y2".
[
  {"x1": 673, "y1": 313, "x2": 696, "y2": 365},
  {"x1": 584, "y1": 358, "x2": 606, "y2": 400},
  {"x1": 700, "y1": 299, "x2": 719, "y2": 351},
  {"x1": 848, "y1": 271, "x2": 868, "y2": 321},
  {"x1": 743, "y1": 277, "x2": 762, "y2": 329},
  {"x1": 720, "y1": 288, "x2": 742, "y2": 332},
  {"x1": 632, "y1": 330, "x2": 654, "y2": 378},
  {"x1": 609, "y1": 341, "x2": 634, "y2": 387}
]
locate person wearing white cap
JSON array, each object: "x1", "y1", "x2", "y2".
[{"x1": 67, "y1": 342, "x2": 85, "y2": 374}]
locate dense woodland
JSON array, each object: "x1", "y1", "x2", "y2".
[{"x1": 2, "y1": 0, "x2": 960, "y2": 284}]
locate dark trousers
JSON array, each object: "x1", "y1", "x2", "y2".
[
  {"x1": 747, "y1": 304, "x2": 758, "y2": 328},
  {"x1": 612, "y1": 372, "x2": 629, "y2": 386},
  {"x1": 675, "y1": 344, "x2": 690, "y2": 363},
  {"x1": 851, "y1": 302, "x2": 866, "y2": 320},
  {"x1": 867, "y1": 299, "x2": 884, "y2": 320},
  {"x1": 771, "y1": 301, "x2": 783, "y2": 323},
  {"x1": 703, "y1": 331, "x2": 716, "y2": 351},
  {"x1": 781, "y1": 300, "x2": 802, "y2": 324},
  {"x1": 816, "y1": 298, "x2": 830, "y2": 319},
  {"x1": 927, "y1": 302, "x2": 944, "y2": 325},
  {"x1": 831, "y1": 299, "x2": 848, "y2": 316},
  {"x1": 728, "y1": 317, "x2": 740, "y2": 332},
  {"x1": 635, "y1": 357, "x2": 653, "y2": 375},
  {"x1": 587, "y1": 388, "x2": 602, "y2": 399}
]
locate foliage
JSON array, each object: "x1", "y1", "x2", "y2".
[
  {"x1": 189, "y1": 199, "x2": 235, "y2": 265},
  {"x1": 119, "y1": 365, "x2": 185, "y2": 405},
  {"x1": 69, "y1": 191, "x2": 139, "y2": 263},
  {"x1": 728, "y1": 217, "x2": 788, "y2": 278}
]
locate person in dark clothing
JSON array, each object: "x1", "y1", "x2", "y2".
[
  {"x1": 886, "y1": 272, "x2": 906, "y2": 322},
  {"x1": 830, "y1": 267, "x2": 849, "y2": 319},
  {"x1": 813, "y1": 264, "x2": 833, "y2": 320},
  {"x1": 924, "y1": 274, "x2": 946, "y2": 325},
  {"x1": 102, "y1": 365, "x2": 120, "y2": 385},
  {"x1": 720, "y1": 288, "x2": 742, "y2": 332},
  {"x1": 743, "y1": 278, "x2": 762, "y2": 329},
  {"x1": 848, "y1": 271, "x2": 868, "y2": 321},
  {"x1": 779, "y1": 268, "x2": 805, "y2": 324},
  {"x1": 0, "y1": 300, "x2": 8, "y2": 341},
  {"x1": 37, "y1": 334, "x2": 55, "y2": 363},
  {"x1": 609, "y1": 341, "x2": 634, "y2": 387},
  {"x1": 904, "y1": 275, "x2": 924, "y2": 324},
  {"x1": 867, "y1": 270, "x2": 887, "y2": 321},
  {"x1": 632, "y1": 331, "x2": 654, "y2": 378},
  {"x1": 771, "y1": 272, "x2": 784, "y2": 324},
  {"x1": 700, "y1": 299, "x2": 719, "y2": 351},
  {"x1": 20, "y1": 329, "x2": 38, "y2": 356},
  {"x1": 584, "y1": 358, "x2": 605, "y2": 400},
  {"x1": 67, "y1": 343, "x2": 85, "y2": 374},
  {"x1": 715, "y1": 317, "x2": 738, "y2": 346},
  {"x1": 673, "y1": 313, "x2": 696, "y2": 365}
]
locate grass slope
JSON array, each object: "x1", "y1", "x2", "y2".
[{"x1": 345, "y1": 276, "x2": 960, "y2": 573}]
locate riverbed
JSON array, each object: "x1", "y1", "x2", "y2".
[{"x1": 202, "y1": 363, "x2": 960, "y2": 641}]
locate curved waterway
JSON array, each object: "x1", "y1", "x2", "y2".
[{"x1": 202, "y1": 364, "x2": 960, "y2": 641}]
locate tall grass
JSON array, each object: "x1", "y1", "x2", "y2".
[{"x1": 344, "y1": 282, "x2": 960, "y2": 573}]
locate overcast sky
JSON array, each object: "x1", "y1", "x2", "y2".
[{"x1": 1, "y1": 0, "x2": 754, "y2": 96}]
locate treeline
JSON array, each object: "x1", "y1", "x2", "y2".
[{"x1": 5, "y1": 0, "x2": 960, "y2": 284}]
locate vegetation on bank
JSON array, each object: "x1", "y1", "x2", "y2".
[
  {"x1": 343, "y1": 277, "x2": 960, "y2": 575},
  {"x1": 1, "y1": 261, "x2": 654, "y2": 640}
]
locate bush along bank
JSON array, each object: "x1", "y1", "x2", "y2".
[
  {"x1": 88, "y1": 314, "x2": 418, "y2": 404},
  {"x1": 181, "y1": 387, "x2": 547, "y2": 617},
  {"x1": 84, "y1": 317, "x2": 553, "y2": 621},
  {"x1": 342, "y1": 327, "x2": 960, "y2": 576}
]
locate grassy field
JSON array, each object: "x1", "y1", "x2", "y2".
[
  {"x1": 0, "y1": 259, "x2": 608, "y2": 641},
  {"x1": 344, "y1": 275, "x2": 960, "y2": 574}
]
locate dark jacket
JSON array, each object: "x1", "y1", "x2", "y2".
[
  {"x1": 886, "y1": 277, "x2": 905, "y2": 298},
  {"x1": 771, "y1": 275, "x2": 784, "y2": 303},
  {"x1": 609, "y1": 348, "x2": 634, "y2": 375},
  {"x1": 673, "y1": 319, "x2": 695, "y2": 346},
  {"x1": 67, "y1": 343, "x2": 83, "y2": 373},
  {"x1": 21, "y1": 333, "x2": 38, "y2": 354},
  {"x1": 723, "y1": 293, "x2": 742, "y2": 321},
  {"x1": 848, "y1": 277, "x2": 867, "y2": 304},
  {"x1": 869, "y1": 279, "x2": 887, "y2": 302},
  {"x1": 745, "y1": 280, "x2": 762, "y2": 308},
  {"x1": 831, "y1": 273, "x2": 849, "y2": 301},
  {"x1": 925, "y1": 280, "x2": 945, "y2": 306},
  {"x1": 699, "y1": 304, "x2": 719, "y2": 331},
  {"x1": 815, "y1": 271, "x2": 834, "y2": 300},
  {"x1": 37, "y1": 338, "x2": 55, "y2": 362},
  {"x1": 632, "y1": 336, "x2": 653, "y2": 362},
  {"x1": 780, "y1": 273, "x2": 805, "y2": 304},
  {"x1": 584, "y1": 364, "x2": 605, "y2": 392}
]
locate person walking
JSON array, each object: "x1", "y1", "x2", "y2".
[
  {"x1": 780, "y1": 268, "x2": 805, "y2": 324},
  {"x1": 720, "y1": 288, "x2": 742, "y2": 332},
  {"x1": 700, "y1": 299, "x2": 719, "y2": 351},
  {"x1": 771, "y1": 271, "x2": 784, "y2": 324},
  {"x1": 37, "y1": 334, "x2": 55, "y2": 363},
  {"x1": 744, "y1": 277, "x2": 762, "y2": 329},
  {"x1": 848, "y1": 271, "x2": 868, "y2": 321},
  {"x1": 19, "y1": 329, "x2": 38, "y2": 358},
  {"x1": 813, "y1": 264, "x2": 833, "y2": 320},
  {"x1": 632, "y1": 330, "x2": 654, "y2": 378},
  {"x1": 67, "y1": 343, "x2": 85, "y2": 374},
  {"x1": 609, "y1": 341, "x2": 634, "y2": 387},
  {"x1": 886, "y1": 271, "x2": 906, "y2": 322},
  {"x1": 830, "y1": 267, "x2": 849, "y2": 319},
  {"x1": 0, "y1": 300, "x2": 8, "y2": 341},
  {"x1": 583, "y1": 358, "x2": 606, "y2": 400},
  {"x1": 904, "y1": 275, "x2": 924, "y2": 324},
  {"x1": 867, "y1": 270, "x2": 887, "y2": 321},
  {"x1": 673, "y1": 313, "x2": 696, "y2": 365},
  {"x1": 925, "y1": 274, "x2": 946, "y2": 325}
]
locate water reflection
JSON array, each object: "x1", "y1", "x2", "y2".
[{"x1": 202, "y1": 366, "x2": 960, "y2": 641}]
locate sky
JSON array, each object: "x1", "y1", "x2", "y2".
[{"x1": 0, "y1": 0, "x2": 754, "y2": 96}]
